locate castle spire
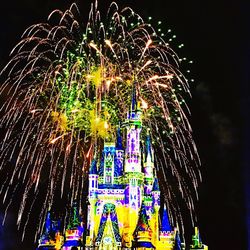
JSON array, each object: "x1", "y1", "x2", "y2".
[
  {"x1": 144, "y1": 129, "x2": 154, "y2": 187},
  {"x1": 174, "y1": 231, "x2": 182, "y2": 250},
  {"x1": 124, "y1": 82, "x2": 142, "y2": 173},
  {"x1": 161, "y1": 204, "x2": 172, "y2": 232},
  {"x1": 89, "y1": 157, "x2": 98, "y2": 175},
  {"x1": 152, "y1": 177, "x2": 160, "y2": 192},
  {"x1": 145, "y1": 129, "x2": 153, "y2": 161},
  {"x1": 131, "y1": 81, "x2": 137, "y2": 111},
  {"x1": 67, "y1": 200, "x2": 81, "y2": 229},
  {"x1": 114, "y1": 125, "x2": 124, "y2": 177},
  {"x1": 44, "y1": 211, "x2": 52, "y2": 237},
  {"x1": 88, "y1": 156, "x2": 98, "y2": 199},
  {"x1": 40, "y1": 211, "x2": 53, "y2": 243},
  {"x1": 190, "y1": 227, "x2": 208, "y2": 250},
  {"x1": 37, "y1": 212, "x2": 64, "y2": 249},
  {"x1": 103, "y1": 142, "x2": 116, "y2": 184},
  {"x1": 133, "y1": 202, "x2": 155, "y2": 249},
  {"x1": 116, "y1": 125, "x2": 123, "y2": 150},
  {"x1": 62, "y1": 201, "x2": 84, "y2": 249}
]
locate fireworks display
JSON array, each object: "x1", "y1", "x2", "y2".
[{"x1": 0, "y1": 1, "x2": 201, "y2": 239}]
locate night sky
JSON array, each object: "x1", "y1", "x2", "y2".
[{"x1": 0, "y1": 0, "x2": 248, "y2": 249}]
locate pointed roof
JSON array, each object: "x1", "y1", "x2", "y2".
[
  {"x1": 134, "y1": 203, "x2": 155, "y2": 248},
  {"x1": 38, "y1": 212, "x2": 62, "y2": 248},
  {"x1": 96, "y1": 203, "x2": 122, "y2": 244},
  {"x1": 116, "y1": 126, "x2": 123, "y2": 150},
  {"x1": 131, "y1": 82, "x2": 138, "y2": 111},
  {"x1": 67, "y1": 200, "x2": 81, "y2": 229},
  {"x1": 89, "y1": 158, "x2": 98, "y2": 175},
  {"x1": 134, "y1": 202, "x2": 151, "y2": 233},
  {"x1": 39, "y1": 212, "x2": 52, "y2": 242},
  {"x1": 161, "y1": 204, "x2": 172, "y2": 232},
  {"x1": 152, "y1": 178, "x2": 160, "y2": 192},
  {"x1": 145, "y1": 130, "x2": 153, "y2": 161},
  {"x1": 174, "y1": 231, "x2": 182, "y2": 250},
  {"x1": 98, "y1": 152, "x2": 104, "y2": 176},
  {"x1": 44, "y1": 211, "x2": 52, "y2": 235},
  {"x1": 191, "y1": 227, "x2": 203, "y2": 248}
]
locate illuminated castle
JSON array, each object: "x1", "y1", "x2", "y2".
[{"x1": 37, "y1": 92, "x2": 208, "y2": 250}]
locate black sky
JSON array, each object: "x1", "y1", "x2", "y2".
[{"x1": 0, "y1": 0, "x2": 248, "y2": 249}]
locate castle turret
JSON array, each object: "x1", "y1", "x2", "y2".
[
  {"x1": 157, "y1": 205, "x2": 175, "y2": 250},
  {"x1": 144, "y1": 131, "x2": 155, "y2": 196},
  {"x1": 124, "y1": 83, "x2": 142, "y2": 173},
  {"x1": 151, "y1": 178, "x2": 160, "y2": 246},
  {"x1": 133, "y1": 202, "x2": 155, "y2": 249},
  {"x1": 103, "y1": 143, "x2": 116, "y2": 185},
  {"x1": 37, "y1": 212, "x2": 53, "y2": 249},
  {"x1": 88, "y1": 158, "x2": 98, "y2": 198},
  {"x1": 86, "y1": 158, "x2": 98, "y2": 247},
  {"x1": 190, "y1": 227, "x2": 208, "y2": 250},
  {"x1": 123, "y1": 84, "x2": 144, "y2": 248},
  {"x1": 161, "y1": 204, "x2": 172, "y2": 232},
  {"x1": 62, "y1": 201, "x2": 84, "y2": 250},
  {"x1": 174, "y1": 231, "x2": 182, "y2": 250},
  {"x1": 114, "y1": 126, "x2": 124, "y2": 178},
  {"x1": 37, "y1": 212, "x2": 64, "y2": 250},
  {"x1": 152, "y1": 178, "x2": 160, "y2": 209},
  {"x1": 144, "y1": 130, "x2": 154, "y2": 178}
]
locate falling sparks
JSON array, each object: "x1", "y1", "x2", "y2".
[{"x1": 0, "y1": 1, "x2": 201, "y2": 239}]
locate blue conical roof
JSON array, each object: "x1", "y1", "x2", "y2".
[
  {"x1": 116, "y1": 126, "x2": 123, "y2": 150},
  {"x1": 44, "y1": 211, "x2": 52, "y2": 234},
  {"x1": 152, "y1": 178, "x2": 160, "y2": 191},
  {"x1": 89, "y1": 158, "x2": 98, "y2": 175},
  {"x1": 174, "y1": 231, "x2": 182, "y2": 250},
  {"x1": 161, "y1": 204, "x2": 172, "y2": 232},
  {"x1": 134, "y1": 203, "x2": 155, "y2": 248},
  {"x1": 145, "y1": 131, "x2": 153, "y2": 161},
  {"x1": 131, "y1": 82, "x2": 137, "y2": 111},
  {"x1": 134, "y1": 202, "x2": 151, "y2": 233}
]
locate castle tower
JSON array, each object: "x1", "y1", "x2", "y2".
[
  {"x1": 143, "y1": 131, "x2": 155, "y2": 223},
  {"x1": 133, "y1": 202, "x2": 155, "y2": 249},
  {"x1": 103, "y1": 143, "x2": 116, "y2": 185},
  {"x1": 152, "y1": 178, "x2": 160, "y2": 246},
  {"x1": 39, "y1": 212, "x2": 53, "y2": 246},
  {"x1": 157, "y1": 205, "x2": 176, "y2": 250},
  {"x1": 174, "y1": 231, "x2": 183, "y2": 250},
  {"x1": 37, "y1": 212, "x2": 64, "y2": 250},
  {"x1": 62, "y1": 201, "x2": 84, "y2": 250},
  {"x1": 86, "y1": 158, "x2": 98, "y2": 247},
  {"x1": 114, "y1": 126, "x2": 124, "y2": 179},
  {"x1": 161, "y1": 204, "x2": 172, "y2": 233},
  {"x1": 144, "y1": 130, "x2": 154, "y2": 183},
  {"x1": 143, "y1": 131, "x2": 155, "y2": 198},
  {"x1": 124, "y1": 83, "x2": 142, "y2": 173},
  {"x1": 190, "y1": 227, "x2": 208, "y2": 250},
  {"x1": 123, "y1": 84, "x2": 144, "y2": 247}
]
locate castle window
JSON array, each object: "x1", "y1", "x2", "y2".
[{"x1": 106, "y1": 175, "x2": 111, "y2": 183}]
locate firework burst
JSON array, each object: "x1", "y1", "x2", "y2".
[{"x1": 0, "y1": 1, "x2": 201, "y2": 239}]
